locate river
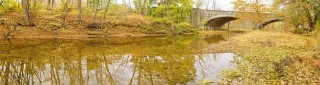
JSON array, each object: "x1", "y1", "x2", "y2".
[{"x1": 0, "y1": 32, "x2": 241, "y2": 85}]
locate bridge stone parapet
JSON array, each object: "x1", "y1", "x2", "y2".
[
  {"x1": 191, "y1": 8, "x2": 281, "y2": 30},
  {"x1": 191, "y1": 9, "x2": 236, "y2": 27}
]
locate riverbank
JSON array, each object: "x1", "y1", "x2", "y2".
[
  {"x1": 208, "y1": 31, "x2": 320, "y2": 84},
  {"x1": 0, "y1": 12, "x2": 196, "y2": 39},
  {"x1": 198, "y1": 30, "x2": 247, "y2": 35},
  {"x1": 0, "y1": 26, "x2": 171, "y2": 39}
]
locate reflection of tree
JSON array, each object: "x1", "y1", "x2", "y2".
[
  {"x1": 0, "y1": 35, "x2": 208, "y2": 84},
  {"x1": 195, "y1": 54, "x2": 219, "y2": 79},
  {"x1": 131, "y1": 55, "x2": 196, "y2": 84}
]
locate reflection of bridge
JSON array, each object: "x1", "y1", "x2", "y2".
[{"x1": 191, "y1": 9, "x2": 282, "y2": 30}]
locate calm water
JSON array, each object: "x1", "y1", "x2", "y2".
[{"x1": 0, "y1": 33, "x2": 240, "y2": 85}]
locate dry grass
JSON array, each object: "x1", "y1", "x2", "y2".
[{"x1": 208, "y1": 31, "x2": 320, "y2": 84}]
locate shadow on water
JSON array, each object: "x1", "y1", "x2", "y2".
[{"x1": 0, "y1": 33, "x2": 240, "y2": 85}]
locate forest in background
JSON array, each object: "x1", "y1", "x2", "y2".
[
  {"x1": 0, "y1": 0, "x2": 197, "y2": 38},
  {"x1": 0, "y1": 0, "x2": 320, "y2": 84},
  {"x1": 0, "y1": 0, "x2": 319, "y2": 38}
]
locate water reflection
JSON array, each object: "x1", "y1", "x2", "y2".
[
  {"x1": 202, "y1": 32, "x2": 243, "y2": 44},
  {"x1": 0, "y1": 35, "x2": 235, "y2": 85}
]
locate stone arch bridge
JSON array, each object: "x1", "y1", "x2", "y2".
[{"x1": 191, "y1": 9, "x2": 282, "y2": 30}]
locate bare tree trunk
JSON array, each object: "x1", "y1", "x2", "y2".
[
  {"x1": 47, "y1": 0, "x2": 51, "y2": 10},
  {"x1": 205, "y1": 1, "x2": 209, "y2": 10},
  {"x1": 143, "y1": 0, "x2": 147, "y2": 15},
  {"x1": 102, "y1": 0, "x2": 111, "y2": 31},
  {"x1": 87, "y1": 0, "x2": 90, "y2": 7},
  {"x1": 137, "y1": 0, "x2": 142, "y2": 14},
  {"x1": 212, "y1": 0, "x2": 216, "y2": 10},
  {"x1": 165, "y1": 0, "x2": 174, "y2": 35},
  {"x1": 52, "y1": 0, "x2": 55, "y2": 8},
  {"x1": 166, "y1": 0, "x2": 169, "y2": 17},
  {"x1": 122, "y1": 0, "x2": 132, "y2": 11},
  {"x1": 21, "y1": 0, "x2": 34, "y2": 26},
  {"x1": 254, "y1": 0, "x2": 262, "y2": 23},
  {"x1": 77, "y1": 0, "x2": 82, "y2": 24},
  {"x1": 128, "y1": 0, "x2": 132, "y2": 10},
  {"x1": 61, "y1": 0, "x2": 69, "y2": 25},
  {"x1": 92, "y1": 0, "x2": 100, "y2": 23}
]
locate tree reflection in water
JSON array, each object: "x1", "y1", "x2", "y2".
[{"x1": 0, "y1": 35, "x2": 235, "y2": 84}]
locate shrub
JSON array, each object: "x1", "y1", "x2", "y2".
[
  {"x1": 1, "y1": 0, "x2": 21, "y2": 13},
  {"x1": 145, "y1": 18, "x2": 171, "y2": 34},
  {"x1": 174, "y1": 22, "x2": 197, "y2": 34}
]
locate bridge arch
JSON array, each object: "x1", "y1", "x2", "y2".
[
  {"x1": 255, "y1": 18, "x2": 282, "y2": 29},
  {"x1": 204, "y1": 15, "x2": 238, "y2": 28}
]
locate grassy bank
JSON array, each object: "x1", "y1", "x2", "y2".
[{"x1": 208, "y1": 31, "x2": 320, "y2": 84}]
